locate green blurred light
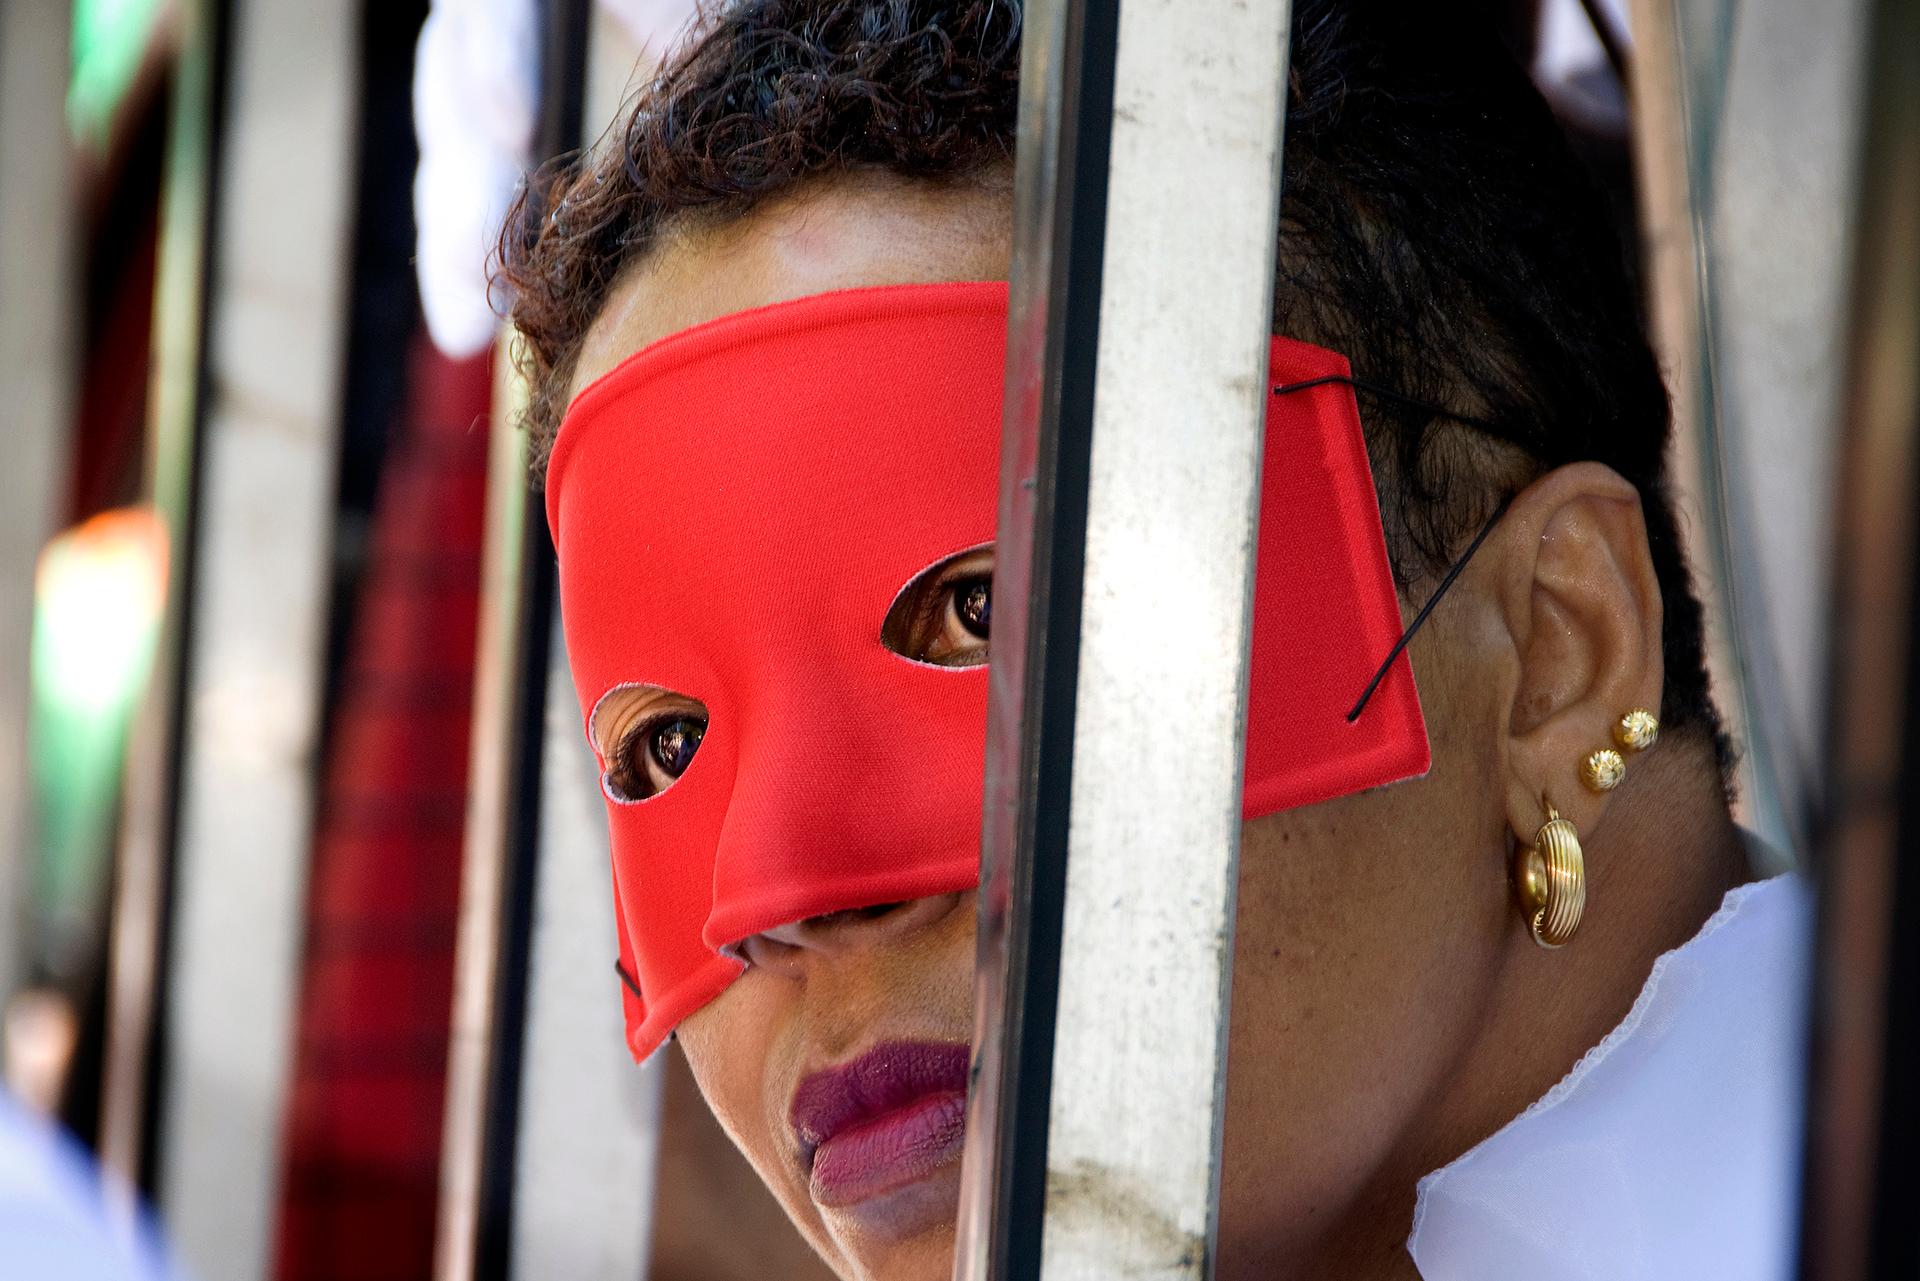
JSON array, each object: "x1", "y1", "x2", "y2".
[
  {"x1": 69, "y1": 0, "x2": 166, "y2": 146},
  {"x1": 27, "y1": 508, "x2": 167, "y2": 978},
  {"x1": 33, "y1": 509, "x2": 166, "y2": 715}
]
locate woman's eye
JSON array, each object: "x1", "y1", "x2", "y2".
[
  {"x1": 880, "y1": 550, "x2": 994, "y2": 668},
  {"x1": 649, "y1": 717, "x2": 704, "y2": 778},
  {"x1": 951, "y1": 577, "x2": 990, "y2": 640},
  {"x1": 915, "y1": 573, "x2": 991, "y2": 665},
  {"x1": 608, "y1": 713, "x2": 706, "y2": 801}
]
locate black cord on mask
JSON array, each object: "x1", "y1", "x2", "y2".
[{"x1": 1270, "y1": 375, "x2": 1514, "y2": 723}]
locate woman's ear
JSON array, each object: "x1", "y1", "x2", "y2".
[{"x1": 1487, "y1": 462, "x2": 1665, "y2": 843}]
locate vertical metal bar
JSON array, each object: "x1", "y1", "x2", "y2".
[
  {"x1": 0, "y1": 0, "x2": 79, "y2": 1019},
  {"x1": 437, "y1": 357, "x2": 537, "y2": 1281},
  {"x1": 1632, "y1": 0, "x2": 1884, "y2": 863},
  {"x1": 1801, "y1": 3, "x2": 1920, "y2": 1277},
  {"x1": 148, "y1": 0, "x2": 362, "y2": 1272},
  {"x1": 506, "y1": 616, "x2": 665, "y2": 1280},
  {"x1": 505, "y1": 11, "x2": 665, "y2": 1277},
  {"x1": 954, "y1": 0, "x2": 1116, "y2": 1269},
  {"x1": 1623, "y1": 0, "x2": 1783, "y2": 844},
  {"x1": 100, "y1": 0, "x2": 227, "y2": 1196},
  {"x1": 466, "y1": 421, "x2": 557, "y2": 1281},
  {"x1": 1695, "y1": 0, "x2": 1873, "y2": 838},
  {"x1": 957, "y1": 0, "x2": 1292, "y2": 1277},
  {"x1": 434, "y1": 1, "x2": 588, "y2": 1276}
]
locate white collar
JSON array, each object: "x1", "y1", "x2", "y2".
[{"x1": 1407, "y1": 872, "x2": 1812, "y2": 1281}]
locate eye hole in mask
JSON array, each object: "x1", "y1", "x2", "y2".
[
  {"x1": 589, "y1": 684, "x2": 711, "y2": 803},
  {"x1": 881, "y1": 546, "x2": 993, "y2": 668}
]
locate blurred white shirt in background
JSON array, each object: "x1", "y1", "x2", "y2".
[
  {"x1": 0, "y1": 1087, "x2": 184, "y2": 1280},
  {"x1": 412, "y1": 0, "x2": 699, "y2": 358}
]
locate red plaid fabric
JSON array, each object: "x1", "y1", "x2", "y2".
[{"x1": 274, "y1": 337, "x2": 491, "y2": 1281}]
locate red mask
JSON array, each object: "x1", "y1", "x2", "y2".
[{"x1": 548, "y1": 281, "x2": 1426, "y2": 1060}]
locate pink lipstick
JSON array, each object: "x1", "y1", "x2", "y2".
[{"x1": 790, "y1": 1040, "x2": 971, "y2": 1208}]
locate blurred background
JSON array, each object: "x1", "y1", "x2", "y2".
[{"x1": 0, "y1": 0, "x2": 1911, "y2": 1278}]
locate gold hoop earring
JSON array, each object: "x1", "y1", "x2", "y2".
[{"x1": 1515, "y1": 799, "x2": 1585, "y2": 948}]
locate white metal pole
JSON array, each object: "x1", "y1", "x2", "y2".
[
  {"x1": 1623, "y1": 0, "x2": 1875, "y2": 857},
  {"x1": 436, "y1": 351, "x2": 538, "y2": 1281},
  {"x1": 153, "y1": 0, "x2": 361, "y2": 1273},
  {"x1": 958, "y1": 0, "x2": 1293, "y2": 1276},
  {"x1": 1043, "y1": 0, "x2": 1291, "y2": 1271}
]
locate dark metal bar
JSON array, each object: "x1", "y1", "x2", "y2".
[
  {"x1": 435, "y1": 0, "x2": 588, "y2": 1275},
  {"x1": 954, "y1": 0, "x2": 1118, "y2": 1272},
  {"x1": 470, "y1": 483, "x2": 559, "y2": 1281},
  {"x1": 468, "y1": 3, "x2": 591, "y2": 1270},
  {"x1": 1801, "y1": 2, "x2": 1920, "y2": 1276},
  {"x1": 99, "y1": 0, "x2": 234, "y2": 1200}
]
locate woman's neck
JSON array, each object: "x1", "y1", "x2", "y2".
[{"x1": 1311, "y1": 741, "x2": 1751, "y2": 1280}]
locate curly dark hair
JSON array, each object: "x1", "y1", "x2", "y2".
[{"x1": 495, "y1": 0, "x2": 1728, "y2": 762}]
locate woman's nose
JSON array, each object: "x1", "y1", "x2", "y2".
[{"x1": 739, "y1": 892, "x2": 964, "y2": 972}]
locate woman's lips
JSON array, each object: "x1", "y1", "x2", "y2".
[{"x1": 789, "y1": 1040, "x2": 971, "y2": 1207}]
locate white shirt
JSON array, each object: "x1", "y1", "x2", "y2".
[
  {"x1": 0, "y1": 1088, "x2": 182, "y2": 1280},
  {"x1": 1408, "y1": 872, "x2": 1812, "y2": 1281}
]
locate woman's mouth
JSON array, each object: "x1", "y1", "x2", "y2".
[{"x1": 789, "y1": 1039, "x2": 971, "y2": 1208}]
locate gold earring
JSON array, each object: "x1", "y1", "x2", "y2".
[
  {"x1": 1515, "y1": 798, "x2": 1585, "y2": 948},
  {"x1": 1581, "y1": 748, "x2": 1626, "y2": 792},
  {"x1": 1614, "y1": 708, "x2": 1659, "y2": 753}
]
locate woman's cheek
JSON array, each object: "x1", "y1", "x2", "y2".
[{"x1": 677, "y1": 974, "x2": 811, "y2": 1202}]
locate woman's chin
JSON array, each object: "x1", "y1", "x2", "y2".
[{"x1": 818, "y1": 1157, "x2": 962, "y2": 1270}]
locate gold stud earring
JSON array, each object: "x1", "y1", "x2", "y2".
[
  {"x1": 1581, "y1": 748, "x2": 1626, "y2": 792},
  {"x1": 1614, "y1": 708, "x2": 1660, "y2": 754},
  {"x1": 1515, "y1": 797, "x2": 1585, "y2": 948}
]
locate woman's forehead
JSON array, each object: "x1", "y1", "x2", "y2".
[{"x1": 567, "y1": 178, "x2": 1014, "y2": 404}]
